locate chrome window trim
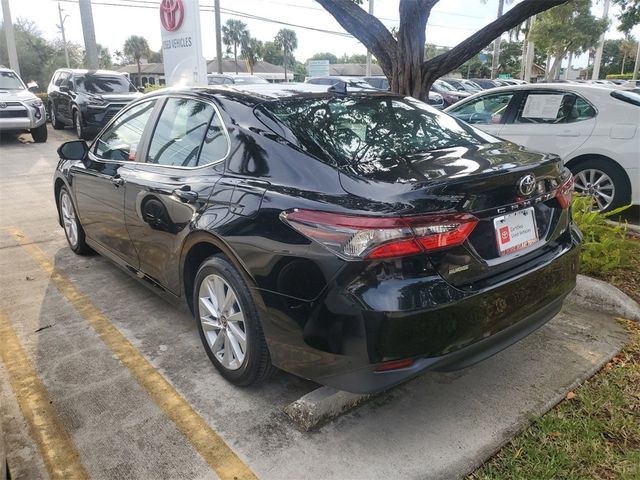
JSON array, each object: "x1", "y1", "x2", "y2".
[{"x1": 89, "y1": 94, "x2": 232, "y2": 170}]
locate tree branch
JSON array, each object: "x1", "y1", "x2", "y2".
[
  {"x1": 422, "y1": 0, "x2": 570, "y2": 80},
  {"x1": 315, "y1": 0, "x2": 396, "y2": 76}
]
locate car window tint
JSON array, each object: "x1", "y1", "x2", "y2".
[
  {"x1": 56, "y1": 72, "x2": 70, "y2": 87},
  {"x1": 94, "y1": 100, "x2": 156, "y2": 161},
  {"x1": 449, "y1": 92, "x2": 514, "y2": 125},
  {"x1": 146, "y1": 98, "x2": 217, "y2": 167},
  {"x1": 514, "y1": 92, "x2": 588, "y2": 124}
]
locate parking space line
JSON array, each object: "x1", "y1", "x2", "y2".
[
  {"x1": 5, "y1": 227, "x2": 258, "y2": 480},
  {"x1": 0, "y1": 311, "x2": 90, "y2": 480}
]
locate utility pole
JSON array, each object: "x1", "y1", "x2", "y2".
[
  {"x1": 214, "y1": 0, "x2": 223, "y2": 74},
  {"x1": 592, "y1": 0, "x2": 610, "y2": 80},
  {"x1": 57, "y1": 2, "x2": 70, "y2": 68},
  {"x1": 1, "y1": 0, "x2": 20, "y2": 76},
  {"x1": 365, "y1": 0, "x2": 374, "y2": 77},
  {"x1": 79, "y1": 0, "x2": 98, "y2": 70},
  {"x1": 490, "y1": 0, "x2": 505, "y2": 79}
]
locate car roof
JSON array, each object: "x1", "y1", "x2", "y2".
[{"x1": 55, "y1": 69, "x2": 127, "y2": 76}]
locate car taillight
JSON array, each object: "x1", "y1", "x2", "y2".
[
  {"x1": 555, "y1": 175, "x2": 574, "y2": 209},
  {"x1": 280, "y1": 209, "x2": 478, "y2": 261}
]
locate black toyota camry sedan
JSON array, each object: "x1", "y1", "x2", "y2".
[{"x1": 53, "y1": 83, "x2": 580, "y2": 394}]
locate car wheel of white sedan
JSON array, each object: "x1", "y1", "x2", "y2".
[{"x1": 570, "y1": 158, "x2": 631, "y2": 212}]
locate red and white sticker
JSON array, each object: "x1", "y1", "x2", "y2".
[{"x1": 493, "y1": 207, "x2": 538, "y2": 256}]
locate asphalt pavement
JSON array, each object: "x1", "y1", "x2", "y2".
[{"x1": 0, "y1": 126, "x2": 630, "y2": 480}]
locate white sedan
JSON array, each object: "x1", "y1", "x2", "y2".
[{"x1": 445, "y1": 83, "x2": 640, "y2": 211}]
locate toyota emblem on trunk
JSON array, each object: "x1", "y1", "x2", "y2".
[
  {"x1": 0, "y1": 103, "x2": 6, "y2": 109},
  {"x1": 160, "y1": 0, "x2": 184, "y2": 32},
  {"x1": 518, "y1": 174, "x2": 536, "y2": 196}
]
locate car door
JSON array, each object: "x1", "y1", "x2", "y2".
[
  {"x1": 446, "y1": 90, "x2": 518, "y2": 137},
  {"x1": 498, "y1": 90, "x2": 597, "y2": 159},
  {"x1": 51, "y1": 72, "x2": 69, "y2": 122},
  {"x1": 121, "y1": 95, "x2": 230, "y2": 294},
  {"x1": 71, "y1": 99, "x2": 158, "y2": 266},
  {"x1": 58, "y1": 73, "x2": 76, "y2": 123}
]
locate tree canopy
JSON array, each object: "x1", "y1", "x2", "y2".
[{"x1": 222, "y1": 19, "x2": 249, "y2": 74}]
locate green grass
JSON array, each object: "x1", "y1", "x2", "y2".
[{"x1": 470, "y1": 319, "x2": 640, "y2": 480}]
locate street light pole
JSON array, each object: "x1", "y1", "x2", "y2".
[
  {"x1": 1, "y1": 0, "x2": 20, "y2": 76},
  {"x1": 633, "y1": 42, "x2": 640, "y2": 81},
  {"x1": 79, "y1": 0, "x2": 99, "y2": 70},
  {"x1": 365, "y1": 0, "x2": 374, "y2": 77},
  {"x1": 214, "y1": 0, "x2": 223, "y2": 74},
  {"x1": 592, "y1": 0, "x2": 610, "y2": 80},
  {"x1": 58, "y1": 2, "x2": 70, "y2": 68}
]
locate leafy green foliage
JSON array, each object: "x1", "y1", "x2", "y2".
[
  {"x1": 572, "y1": 196, "x2": 634, "y2": 275},
  {"x1": 613, "y1": 0, "x2": 640, "y2": 34}
]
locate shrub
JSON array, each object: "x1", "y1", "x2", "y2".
[
  {"x1": 605, "y1": 73, "x2": 636, "y2": 80},
  {"x1": 143, "y1": 84, "x2": 164, "y2": 93},
  {"x1": 571, "y1": 196, "x2": 634, "y2": 275}
]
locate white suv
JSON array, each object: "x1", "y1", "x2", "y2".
[
  {"x1": 446, "y1": 83, "x2": 640, "y2": 211},
  {"x1": 0, "y1": 67, "x2": 47, "y2": 142}
]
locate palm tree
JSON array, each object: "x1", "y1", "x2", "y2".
[
  {"x1": 222, "y1": 19, "x2": 249, "y2": 75},
  {"x1": 123, "y1": 35, "x2": 150, "y2": 86},
  {"x1": 620, "y1": 36, "x2": 638, "y2": 75},
  {"x1": 274, "y1": 29, "x2": 297, "y2": 82},
  {"x1": 241, "y1": 37, "x2": 263, "y2": 75}
]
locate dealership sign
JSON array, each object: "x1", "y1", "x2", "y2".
[{"x1": 160, "y1": 0, "x2": 207, "y2": 86}]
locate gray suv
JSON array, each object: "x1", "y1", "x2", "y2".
[{"x1": 0, "y1": 67, "x2": 47, "y2": 142}]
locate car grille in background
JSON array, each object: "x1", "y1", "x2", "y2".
[{"x1": 0, "y1": 110, "x2": 28, "y2": 118}]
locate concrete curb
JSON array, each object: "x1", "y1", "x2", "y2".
[
  {"x1": 284, "y1": 274, "x2": 639, "y2": 431},
  {"x1": 568, "y1": 274, "x2": 640, "y2": 322}
]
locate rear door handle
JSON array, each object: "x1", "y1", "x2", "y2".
[
  {"x1": 558, "y1": 130, "x2": 580, "y2": 137},
  {"x1": 111, "y1": 175, "x2": 124, "y2": 187},
  {"x1": 173, "y1": 186, "x2": 199, "y2": 203}
]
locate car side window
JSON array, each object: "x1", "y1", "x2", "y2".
[
  {"x1": 449, "y1": 92, "x2": 514, "y2": 125},
  {"x1": 94, "y1": 100, "x2": 157, "y2": 161},
  {"x1": 146, "y1": 98, "x2": 227, "y2": 167},
  {"x1": 56, "y1": 72, "x2": 69, "y2": 87},
  {"x1": 513, "y1": 92, "x2": 593, "y2": 124}
]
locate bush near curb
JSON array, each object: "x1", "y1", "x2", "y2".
[{"x1": 605, "y1": 73, "x2": 637, "y2": 80}]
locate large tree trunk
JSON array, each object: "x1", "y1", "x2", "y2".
[
  {"x1": 621, "y1": 53, "x2": 626, "y2": 75},
  {"x1": 317, "y1": 0, "x2": 569, "y2": 100}
]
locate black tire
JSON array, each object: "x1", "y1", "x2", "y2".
[
  {"x1": 193, "y1": 255, "x2": 275, "y2": 386},
  {"x1": 58, "y1": 186, "x2": 91, "y2": 255},
  {"x1": 30, "y1": 122, "x2": 48, "y2": 143},
  {"x1": 73, "y1": 110, "x2": 89, "y2": 140},
  {"x1": 569, "y1": 157, "x2": 631, "y2": 212},
  {"x1": 50, "y1": 103, "x2": 64, "y2": 129}
]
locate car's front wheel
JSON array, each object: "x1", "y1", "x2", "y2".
[
  {"x1": 570, "y1": 158, "x2": 630, "y2": 211},
  {"x1": 58, "y1": 186, "x2": 90, "y2": 255},
  {"x1": 50, "y1": 103, "x2": 64, "y2": 129},
  {"x1": 193, "y1": 255, "x2": 275, "y2": 386},
  {"x1": 30, "y1": 122, "x2": 48, "y2": 143},
  {"x1": 73, "y1": 110, "x2": 88, "y2": 140}
]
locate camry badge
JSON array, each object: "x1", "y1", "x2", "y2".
[
  {"x1": 0, "y1": 102, "x2": 6, "y2": 109},
  {"x1": 518, "y1": 174, "x2": 536, "y2": 196}
]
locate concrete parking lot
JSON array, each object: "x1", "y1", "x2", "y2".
[{"x1": 0, "y1": 125, "x2": 630, "y2": 480}]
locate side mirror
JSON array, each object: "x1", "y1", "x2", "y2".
[
  {"x1": 58, "y1": 140, "x2": 89, "y2": 160},
  {"x1": 138, "y1": 86, "x2": 145, "y2": 93},
  {"x1": 28, "y1": 86, "x2": 40, "y2": 93},
  {"x1": 59, "y1": 85, "x2": 70, "y2": 93}
]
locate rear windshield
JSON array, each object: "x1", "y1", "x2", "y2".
[
  {"x1": 0, "y1": 71, "x2": 25, "y2": 90},
  {"x1": 262, "y1": 95, "x2": 497, "y2": 166},
  {"x1": 610, "y1": 90, "x2": 640, "y2": 107},
  {"x1": 233, "y1": 76, "x2": 269, "y2": 85},
  {"x1": 75, "y1": 75, "x2": 136, "y2": 94}
]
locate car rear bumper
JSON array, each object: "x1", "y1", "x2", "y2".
[{"x1": 259, "y1": 224, "x2": 580, "y2": 394}]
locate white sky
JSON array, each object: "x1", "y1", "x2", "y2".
[{"x1": 5, "y1": 0, "x2": 636, "y2": 69}]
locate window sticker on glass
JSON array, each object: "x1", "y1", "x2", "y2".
[{"x1": 522, "y1": 94, "x2": 564, "y2": 119}]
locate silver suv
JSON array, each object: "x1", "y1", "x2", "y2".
[{"x1": 0, "y1": 67, "x2": 47, "y2": 142}]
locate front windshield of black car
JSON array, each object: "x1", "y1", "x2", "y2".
[
  {"x1": 263, "y1": 95, "x2": 498, "y2": 166},
  {"x1": 0, "y1": 71, "x2": 25, "y2": 90},
  {"x1": 75, "y1": 75, "x2": 136, "y2": 94}
]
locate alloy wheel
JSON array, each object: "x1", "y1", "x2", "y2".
[
  {"x1": 75, "y1": 113, "x2": 82, "y2": 138},
  {"x1": 60, "y1": 191, "x2": 78, "y2": 247},
  {"x1": 198, "y1": 274, "x2": 247, "y2": 370},
  {"x1": 573, "y1": 168, "x2": 615, "y2": 211}
]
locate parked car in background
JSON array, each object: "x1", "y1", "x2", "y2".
[
  {"x1": 471, "y1": 78, "x2": 501, "y2": 89},
  {"x1": 47, "y1": 69, "x2": 142, "y2": 140},
  {"x1": 446, "y1": 83, "x2": 640, "y2": 210},
  {"x1": 306, "y1": 75, "x2": 377, "y2": 90},
  {"x1": 53, "y1": 83, "x2": 580, "y2": 394},
  {"x1": 0, "y1": 67, "x2": 47, "y2": 142},
  {"x1": 364, "y1": 75, "x2": 446, "y2": 109},
  {"x1": 441, "y1": 78, "x2": 482, "y2": 93},
  {"x1": 430, "y1": 79, "x2": 471, "y2": 107},
  {"x1": 206, "y1": 74, "x2": 269, "y2": 85}
]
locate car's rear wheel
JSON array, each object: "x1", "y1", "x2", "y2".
[
  {"x1": 194, "y1": 255, "x2": 275, "y2": 386},
  {"x1": 58, "y1": 186, "x2": 90, "y2": 255},
  {"x1": 50, "y1": 103, "x2": 64, "y2": 129},
  {"x1": 570, "y1": 158, "x2": 630, "y2": 211},
  {"x1": 31, "y1": 122, "x2": 48, "y2": 143}
]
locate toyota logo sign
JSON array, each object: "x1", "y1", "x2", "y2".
[
  {"x1": 160, "y1": 0, "x2": 185, "y2": 32},
  {"x1": 517, "y1": 174, "x2": 537, "y2": 196}
]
